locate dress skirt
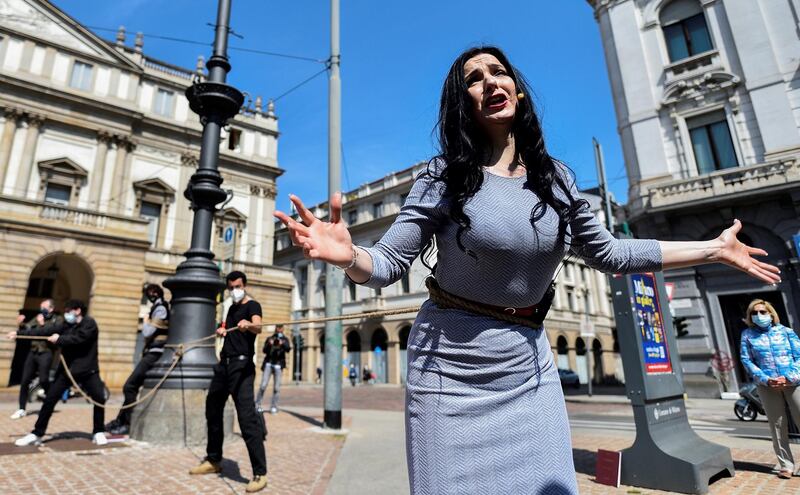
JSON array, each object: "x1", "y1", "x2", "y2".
[{"x1": 405, "y1": 300, "x2": 578, "y2": 495}]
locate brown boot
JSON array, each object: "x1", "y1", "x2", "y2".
[
  {"x1": 188, "y1": 460, "x2": 221, "y2": 475},
  {"x1": 245, "y1": 475, "x2": 268, "y2": 492}
]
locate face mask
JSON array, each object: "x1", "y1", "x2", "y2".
[
  {"x1": 64, "y1": 312, "x2": 77, "y2": 324},
  {"x1": 147, "y1": 294, "x2": 158, "y2": 303},
  {"x1": 231, "y1": 288, "x2": 245, "y2": 303},
  {"x1": 753, "y1": 314, "x2": 772, "y2": 329},
  {"x1": 40, "y1": 308, "x2": 50, "y2": 316}
]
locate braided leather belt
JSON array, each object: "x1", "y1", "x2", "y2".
[{"x1": 425, "y1": 277, "x2": 554, "y2": 328}]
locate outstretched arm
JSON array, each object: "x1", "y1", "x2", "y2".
[
  {"x1": 659, "y1": 220, "x2": 779, "y2": 284},
  {"x1": 275, "y1": 168, "x2": 445, "y2": 288},
  {"x1": 274, "y1": 193, "x2": 374, "y2": 283}
]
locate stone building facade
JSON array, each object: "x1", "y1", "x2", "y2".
[
  {"x1": 274, "y1": 163, "x2": 627, "y2": 386},
  {"x1": 0, "y1": 0, "x2": 293, "y2": 389},
  {"x1": 587, "y1": 0, "x2": 800, "y2": 396}
]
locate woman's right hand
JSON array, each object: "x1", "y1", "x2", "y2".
[
  {"x1": 274, "y1": 193, "x2": 353, "y2": 266},
  {"x1": 768, "y1": 376, "x2": 787, "y2": 388}
]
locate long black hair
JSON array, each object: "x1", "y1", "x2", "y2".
[{"x1": 426, "y1": 46, "x2": 587, "y2": 261}]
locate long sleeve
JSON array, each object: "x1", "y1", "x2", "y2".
[
  {"x1": 559, "y1": 167, "x2": 662, "y2": 274},
  {"x1": 740, "y1": 331, "x2": 770, "y2": 385},
  {"x1": 57, "y1": 319, "x2": 97, "y2": 347},
  {"x1": 784, "y1": 327, "x2": 800, "y2": 384},
  {"x1": 21, "y1": 320, "x2": 63, "y2": 337},
  {"x1": 359, "y1": 164, "x2": 448, "y2": 288},
  {"x1": 142, "y1": 305, "x2": 168, "y2": 338}
]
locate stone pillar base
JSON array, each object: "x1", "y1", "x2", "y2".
[{"x1": 130, "y1": 388, "x2": 234, "y2": 446}]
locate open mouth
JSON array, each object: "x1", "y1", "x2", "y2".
[{"x1": 485, "y1": 93, "x2": 508, "y2": 109}]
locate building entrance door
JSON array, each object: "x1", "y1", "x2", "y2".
[
  {"x1": 10, "y1": 253, "x2": 93, "y2": 385},
  {"x1": 718, "y1": 291, "x2": 789, "y2": 386}
]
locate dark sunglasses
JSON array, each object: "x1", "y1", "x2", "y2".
[{"x1": 753, "y1": 310, "x2": 770, "y2": 316}]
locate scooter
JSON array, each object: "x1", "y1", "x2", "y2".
[{"x1": 734, "y1": 382, "x2": 765, "y2": 421}]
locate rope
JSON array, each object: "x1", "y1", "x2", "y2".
[
  {"x1": 9, "y1": 305, "x2": 422, "y2": 408},
  {"x1": 426, "y1": 278, "x2": 543, "y2": 329},
  {"x1": 265, "y1": 306, "x2": 420, "y2": 327},
  {"x1": 14, "y1": 336, "x2": 210, "y2": 410}
]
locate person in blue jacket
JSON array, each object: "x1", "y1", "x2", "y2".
[{"x1": 740, "y1": 298, "x2": 800, "y2": 479}]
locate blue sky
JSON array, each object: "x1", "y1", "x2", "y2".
[{"x1": 55, "y1": 0, "x2": 629, "y2": 212}]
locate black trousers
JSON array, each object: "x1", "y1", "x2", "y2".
[
  {"x1": 18, "y1": 350, "x2": 53, "y2": 409},
  {"x1": 206, "y1": 359, "x2": 267, "y2": 476},
  {"x1": 34, "y1": 369, "x2": 106, "y2": 437},
  {"x1": 116, "y1": 351, "x2": 160, "y2": 425}
]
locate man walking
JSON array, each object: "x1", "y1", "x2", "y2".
[
  {"x1": 256, "y1": 325, "x2": 291, "y2": 414},
  {"x1": 189, "y1": 271, "x2": 267, "y2": 493},
  {"x1": 8, "y1": 299, "x2": 60, "y2": 419},
  {"x1": 105, "y1": 284, "x2": 169, "y2": 435},
  {"x1": 11, "y1": 299, "x2": 108, "y2": 446}
]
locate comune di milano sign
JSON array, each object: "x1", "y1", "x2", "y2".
[{"x1": 610, "y1": 270, "x2": 734, "y2": 494}]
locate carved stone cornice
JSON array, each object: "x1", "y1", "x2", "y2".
[
  {"x1": 111, "y1": 135, "x2": 136, "y2": 151},
  {"x1": 3, "y1": 106, "x2": 24, "y2": 122},
  {"x1": 586, "y1": 0, "x2": 630, "y2": 19},
  {"x1": 661, "y1": 71, "x2": 740, "y2": 108},
  {"x1": 23, "y1": 113, "x2": 45, "y2": 128},
  {"x1": 249, "y1": 183, "x2": 277, "y2": 199},
  {"x1": 96, "y1": 130, "x2": 114, "y2": 144},
  {"x1": 181, "y1": 152, "x2": 199, "y2": 167}
]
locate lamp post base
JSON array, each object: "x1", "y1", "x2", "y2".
[{"x1": 130, "y1": 388, "x2": 234, "y2": 446}]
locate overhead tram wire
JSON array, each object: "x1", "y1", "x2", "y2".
[{"x1": 82, "y1": 24, "x2": 326, "y2": 64}]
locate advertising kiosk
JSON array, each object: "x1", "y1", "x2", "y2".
[{"x1": 610, "y1": 270, "x2": 734, "y2": 493}]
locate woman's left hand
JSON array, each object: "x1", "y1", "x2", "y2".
[{"x1": 715, "y1": 220, "x2": 781, "y2": 284}]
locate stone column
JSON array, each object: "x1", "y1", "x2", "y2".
[
  {"x1": 14, "y1": 114, "x2": 44, "y2": 196},
  {"x1": 0, "y1": 108, "x2": 21, "y2": 190},
  {"x1": 88, "y1": 132, "x2": 112, "y2": 208},
  {"x1": 108, "y1": 137, "x2": 133, "y2": 214}
]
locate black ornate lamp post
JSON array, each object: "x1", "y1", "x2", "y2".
[{"x1": 131, "y1": 0, "x2": 243, "y2": 445}]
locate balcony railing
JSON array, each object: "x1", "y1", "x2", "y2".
[
  {"x1": 648, "y1": 159, "x2": 800, "y2": 209},
  {"x1": 40, "y1": 204, "x2": 108, "y2": 228},
  {"x1": 664, "y1": 50, "x2": 720, "y2": 84},
  {"x1": 0, "y1": 195, "x2": 151, "y2": 243},
  {"x1": 144, "y1": 57, "x2": 195, "y2": 80}
]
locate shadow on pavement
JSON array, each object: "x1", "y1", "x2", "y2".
[
  {"x1": 282, "y1": 409, "x2": 324, "y2": 428},
  {"x1": 219, "y1": 458, "x2": 249, "y2": 483},
  {"x1": 46, "y1": 430, "x2": 92, "y2": 442},
  {"x1": 733, "y1": 460, "x2": 775, "y2": 474},
  {"x1": 572, "y1": 448, "x2": 596, "y2": 476}
]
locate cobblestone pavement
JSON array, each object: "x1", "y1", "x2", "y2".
[
  {"x1": 0, "y1": 400, "x2": 343, "y2": 495},
  {"x1": 279, "y1": 384, "x2": 634, "y2": 415},
  {"x1": 572, "y1": 434, "x2": 800, "y2": 494},
  {"x1": 2, "y1": 386, "x2": 799, "y2": 494}
]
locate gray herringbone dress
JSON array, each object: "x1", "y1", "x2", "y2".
[{"x1": 360, "y1": 164, "x2": 662, "y2": 494}]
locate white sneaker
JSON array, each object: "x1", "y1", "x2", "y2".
[
  {"x1": 14, "y1": 433, "x2": 41, "y2": 446},
  {"x1": 9, "y1": 409, "x2": 26, "y2": 420},
  {"x1": 92, "y1": 432, "x2": 108, "y2": 445},
  {"x1": 270, "y1": 407, "x2": 278, "y2": 415}
]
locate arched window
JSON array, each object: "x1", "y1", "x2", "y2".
[
  {"x1": 661, "y1": 0, "x2": 713, "y2": 63},
  {"x1": 575, "y1": 338, "x2": 586, "y2": 356},
  {"x1": 399, "y1": 326, "x2": 411, "y2": 351},
  {"x1": 346, "y1": 330, "x2": 362, "y2": 353},
  {"x1": 556, "y1": 336, "x2": 568, "y2": 355}
]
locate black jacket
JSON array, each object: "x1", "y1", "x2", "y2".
[
  {"x1": 262, "y1": 334, "x2": 291, "y2": 369},
  {"x1": 26, "y1": 316, "x2": 100, "y2": 378},
  {"x1": 18, "y1": 314, "x2": 61, "y2": 353}
]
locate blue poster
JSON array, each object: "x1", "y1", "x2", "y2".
[{"x1": 631, "y1": 273, "x2": 673, "y2": 374}]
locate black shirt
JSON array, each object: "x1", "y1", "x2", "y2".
[
  {"x1": 26, "y1": 316, "x2": 100, "y2": 378},
  {"x1": 221, "y1": 299, "x2": 262, "y2": 358}
]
